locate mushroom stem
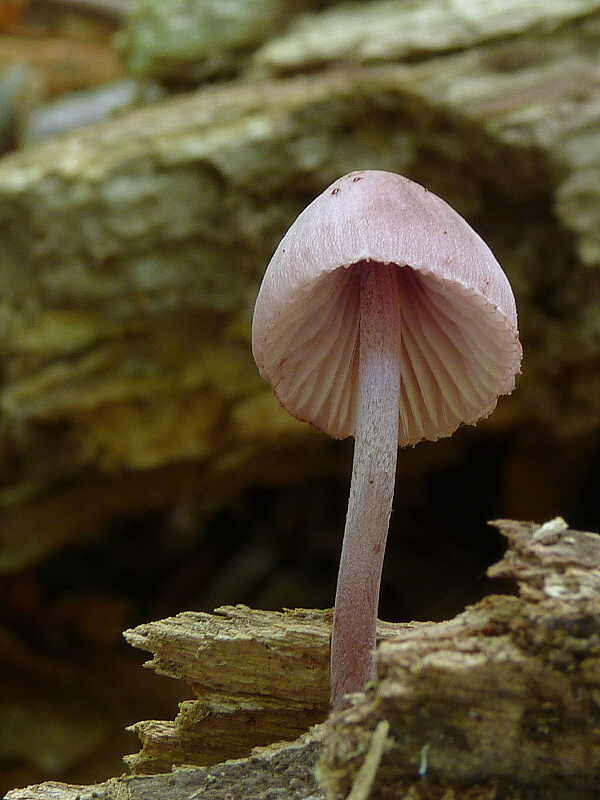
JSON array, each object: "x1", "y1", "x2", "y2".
[{"x1": 331, "y1": 261, "x2": 401, "y2": 709}]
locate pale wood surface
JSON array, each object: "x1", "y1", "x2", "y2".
[{"x1": 124, "y1": 606, "x2": 407, "y2": 772}]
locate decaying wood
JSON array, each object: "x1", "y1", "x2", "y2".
[
  {"x1": 8, "y1": 517, "x2": 600, "y2": 800},
  {"x1": 123, "y1": 605, "x2": 406, "y2": 772},
  {"x1": 318, "y1": 517, "x2": 600, "y2": 799},
  {"x1": 3, "y1": 0, "x2": 600, "y2": 566},
  {"x1": 6, "y1": 731, "x2": 327, "y2": 800},
  {"x1": 123, "y1": 606, "x2": 332, "y2": 772}
]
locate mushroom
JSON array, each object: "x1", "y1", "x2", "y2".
[{"x1": 251, "y1": 170, "x2": 521, "y2": 709}]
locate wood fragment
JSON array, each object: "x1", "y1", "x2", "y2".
[
  {"x1": 123, "y1": 605, "x2": 406, "y2": 772},
  {"x1": 123, "y1": 605, "x2": 332, "y2": 771},
  {"x1": 346, "y1": 720, "x2": 390, "y2": 800},
  {"x1": 318, "y1": 518, "x2": 600, "y2": 799}
]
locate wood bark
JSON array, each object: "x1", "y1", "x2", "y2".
[{"x1": 2, "y1": 0, "x2": 600, "y2": 566}]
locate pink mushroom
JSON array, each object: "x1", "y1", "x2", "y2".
[{"x1": 252, "y1": 170, "x2": 521, "y2": 709}]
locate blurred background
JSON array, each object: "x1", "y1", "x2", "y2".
[{"x1": 1, "y1": 0, "x2": 600, "y2": 793}]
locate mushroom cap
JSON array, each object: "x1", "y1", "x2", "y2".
[{"x1": 252, "y1": 170, "x2": 522, "y2": 445}]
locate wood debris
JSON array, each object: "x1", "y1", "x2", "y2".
[
  {"x1": 319, "y1": 518, "x2": 600, "y2": 799},
  {"x1": 7, "y1": 518, "x2": 600, "y2": 799}
]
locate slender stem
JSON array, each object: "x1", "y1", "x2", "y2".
[{"x1": 330, "y1": 262, "x2": 401, "y2": 709}]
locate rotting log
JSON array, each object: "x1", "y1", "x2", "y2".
[
  {"x1": 1, "y1": 2, "x2": 600, "y2": 554},
  {"x1": 319, "y1": 517, "x2": 600, "y2": 799},
  {"x1": 4, "y1": 3, "x2": 600, "y2": 566},
  {"x1": 117, "y1": 0, "x2": 313, "y2": 80},
  {"x1": 7, "y1": 517, "x2": 600, "y2": 800}
]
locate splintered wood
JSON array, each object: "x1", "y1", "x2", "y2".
[
  {"x1": 123, "y1": 605, "x2": 407, "y2": 773},
  {"x1": 123, "y1": 605, "x2": 334, "y2": 771},
  {"x1": 7, "y1": 518, "x2": 600, "y2": 800},
  {"x1": 318, "y1": 518, "x2": 600, "y2": 799}
]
